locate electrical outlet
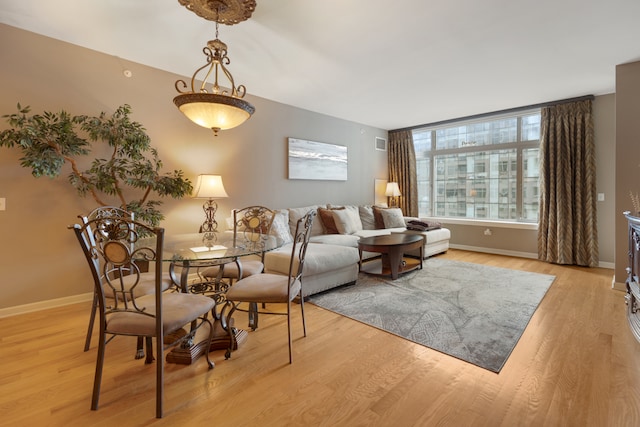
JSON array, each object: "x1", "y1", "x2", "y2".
[{"x1": 0, "y1": 198, "x2": 5, "y2": 211}]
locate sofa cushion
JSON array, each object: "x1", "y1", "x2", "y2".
[
  {"x1": 358, "y1": 205, "x2": 376, "y2": 230},
  {"x1": 345, "y1": 205, "x2": 363, "y2": 231},
  {"x1": 264, "y1": 242, "x2": 359, "y2": 276},
  {"x1": 288, "y1": 205, "x2": 325, "y2": 237},
  {"x1": 331, "y1": 206, "x2": 363, "y2": 234},
  {"x1": 331, "y1": 209, "x2": 355, "y2": 234},
  {"x1": 326, "y1": 204, "x2": 363, "y2": 231},
  {"x1": 270, "y1": 209, "x2": 293, "y2": 244},
  {"x1": 353, "y1": 229, "x2": 393, "y2": 238},
  {"x1": 372, "y1": 206, "x2": 387, "y2": 229},
  {"x1": 311, "y1": 233, "x2": 360, "y2": 248},
  {"x1": 380, "y1": 208, "x2": 406, "y2": 228},
  {"x1": 317, "y1": 207, "x2": 344, "y2": 234},
  {"x1": 373, "y1": 206, "x2": 406, "y2": 229}
]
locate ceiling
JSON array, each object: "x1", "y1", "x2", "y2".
[{"x1": 1, "y1": 0, "x2": 639, "y2": 130}]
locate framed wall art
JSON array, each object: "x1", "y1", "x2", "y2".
[{"x1": 288, "y1": 138, "x2": 348, "y2": 181}]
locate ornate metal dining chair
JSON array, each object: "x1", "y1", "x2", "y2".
[
  {"x1": 200, "y1": 206, "x2": 276, "y2": 330},
  {"x1": 200, "y1": 205, "x2": 276, "y2": 285},
  {"x1": 223, "y1": 210, "x2": 316, "y2": 363},
  {"x1": 70, "y1": 214, "x2": 215, "y2": 418},
  {"x1": 81, "y1": 206, "x2": 174, "y2": 359}
]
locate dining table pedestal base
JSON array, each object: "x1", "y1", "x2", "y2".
[{"x1": 166, "y1": 318, "x2": 247, "y2": 365}]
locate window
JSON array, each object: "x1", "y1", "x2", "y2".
[{"x1": 413, "y1": 110, "x2": 541, "y2": 222}]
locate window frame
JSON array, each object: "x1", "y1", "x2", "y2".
[{"x1": 413, "y1": 109, "x2": 541, "y2": 224}]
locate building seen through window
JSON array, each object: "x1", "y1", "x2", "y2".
[{"x1": 413, "y1": 111, "x2": 541, "y2": 222}]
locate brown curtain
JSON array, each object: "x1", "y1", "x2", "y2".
[
  {"x1": 388, "y1": 129, "x2": 418, "y2": 217},
  {"x1": 538, "y1": 99, "x2": 598, "y2": 267}
]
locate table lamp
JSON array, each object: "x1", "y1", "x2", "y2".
[
  {"x1": 193, "y1": 174, "x2": 229, "y2": 233},
  {"x1": 385, "y1": 182, "x2": 402, "y2": 208}
]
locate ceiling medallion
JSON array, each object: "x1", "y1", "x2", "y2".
[{"x1": 178, "y1": 0, "x2": 256, "y2": 25}]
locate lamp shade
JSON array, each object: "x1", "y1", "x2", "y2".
[
  {"x1": 193, "y1": 174, "x2": 229, "y2": 199},
  {"x1": 385, "y1": 182, "x2": 402, "y2": 197},
  {"x1": 174, "y1": 93, "x2": 254, "y2": 132}
]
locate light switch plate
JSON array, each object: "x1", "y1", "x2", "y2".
[
  {"x1": 597, "y1": 193, "x2": 605, "y2": 202},
  {"x1": 0, "y1": 198, "x2": 5, "y2": 210}
]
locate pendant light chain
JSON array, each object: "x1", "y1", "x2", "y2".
[{"x1": 215, "y1": 5, "x2": 220, "y2": 39}]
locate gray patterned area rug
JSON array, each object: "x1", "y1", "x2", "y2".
[{"x1": 308, "y1": 258, "x2": 555, "y2": 373}]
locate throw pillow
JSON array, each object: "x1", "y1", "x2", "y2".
[
  {"x1": 343, "y1": 205, "x2": 363, "y2": 232},
  {"x1": 359, "y1": 205, "x2": 376, "y2": 230},
  {"x1": 317, "y1": 207, "x2": 344, "y2": 234},
  {"x1": 269, "y1": 209, "x2": 293, "y2": 244},
  {"x1": 380, "y1": 208, "x2": 406, "y2": 228},
  {"x1": 372, "y1": 206, "x2": 389, "y2": 229},
  {"x1": 331, "y1": 208, "x2": 358, "y2": 234},
  {"x1": 288, "y1": 205, "x2": 324, "y2": 237},
  {"x1": 326, "y1": 205, "x2": 363, "y2": 232}
]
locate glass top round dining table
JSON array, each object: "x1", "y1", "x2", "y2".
[
  {"x1": 136, "y1": 231, "x2": 285, "y2": 293},
  {"x1": 139, "y1": 231, "x2": 284, "y2": 262}
]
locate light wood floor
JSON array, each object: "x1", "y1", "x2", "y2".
[{"x1": 2, "y1": 249, "x2": 640, "y2": 426}]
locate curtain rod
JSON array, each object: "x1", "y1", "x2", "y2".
[{"x1": 390, "y1": 94, "x2": 595, "y2": 133}]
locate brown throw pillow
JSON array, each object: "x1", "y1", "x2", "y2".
[
  {"x1": 317, "y1": 207, "x2": 344, "y2": 234},
  {"x1": 372, "y1": 206, "x2": 387, "y2": 229}
]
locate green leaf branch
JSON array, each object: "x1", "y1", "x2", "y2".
[{"x1": 0, "y1": 103, "x2": 192, "y2": 226}]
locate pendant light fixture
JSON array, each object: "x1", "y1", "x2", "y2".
[{"x1": 174, "y1": 0, "x2": 256, "y2": 135}]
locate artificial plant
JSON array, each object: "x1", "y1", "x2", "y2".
[{"x1": 0, "y1": 103, "x2": 192, "y2": 226}]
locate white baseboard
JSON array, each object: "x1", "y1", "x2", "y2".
[
  {"x1": 449, "y1": 244, "x2": 615, "y2": 269},
  {"x1": 0, "y1": 292, "x2": 93, "y2": 319},
  {"x1": 449, "y1": 244, "x2": 538, "y2": 260},
  {"x1": 612, "y1": 276, "x2": 627, "y2": 292},
  {"x1": 0, "y1": 247, "x2": 619, "y2": 318}
]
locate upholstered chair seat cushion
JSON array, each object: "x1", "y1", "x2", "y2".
[
  {"x1": 200, "y1": 260, "x2": 264, "y2": 280},
  {"x1": 225, "y1": 274, "x2": 301, "y2": 304},
  {"x1": 106, "y1": 293, "x2": 215, "y2": 336}
]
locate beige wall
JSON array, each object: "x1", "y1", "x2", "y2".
[
  {"x1": 0, "y1": 23, "x2": 621, "y2": 312},
  {"x1": 594, "y1": 93, "x2": 617, "y2": 268},
  {"x1": 615, "y1": 61, "x2": 640, "y2": 287},
  {"x1": 0, "y1": 24, "x2": 387, "y2": 310}
]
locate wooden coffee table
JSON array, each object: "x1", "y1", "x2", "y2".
[{"x1": 358, "y1": 234, "x2": 424, "y2": 279}]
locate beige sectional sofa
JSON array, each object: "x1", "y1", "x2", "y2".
[{"x1": 262, "y1": 204, "x2": 451, "y2": 297}]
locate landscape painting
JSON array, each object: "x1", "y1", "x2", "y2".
[{"x1": 288, "y1": 138, "x2": 348, "y2": 181}]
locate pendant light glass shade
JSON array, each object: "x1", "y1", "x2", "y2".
[{"x1": 174, "y1": 92, "x2": 254, "y2": 132}]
